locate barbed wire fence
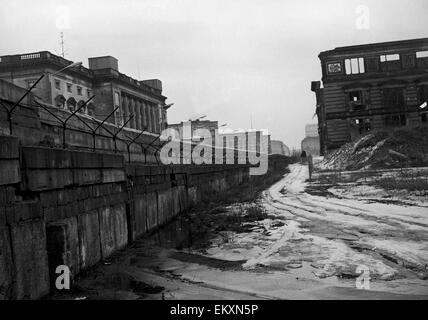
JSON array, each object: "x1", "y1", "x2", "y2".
[{"x1": 0, "y1": 85, "x2": 273, "y2": 166}]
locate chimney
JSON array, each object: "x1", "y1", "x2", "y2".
[{"x1": 88, "y1": 56, "x2": 119, "y2": 71}]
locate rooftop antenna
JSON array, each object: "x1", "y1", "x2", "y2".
[{"x1": 60, "y1": 32, "x2": 65, "y2": 58}]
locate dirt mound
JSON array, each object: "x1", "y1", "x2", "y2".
[{"x1": 319, "y1": 127, "x2": 428, "y2": 171}]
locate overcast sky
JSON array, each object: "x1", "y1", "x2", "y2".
[{"x1": 1, "y1": 0, "x2": 428, "y2": 148}]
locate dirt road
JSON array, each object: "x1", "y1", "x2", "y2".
[{"x1": 59, "y1": 164, "x2": 428, "y2": 300}]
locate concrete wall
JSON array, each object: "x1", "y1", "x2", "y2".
[{"x1": 0, "y1": 134, "x2": 257, "y2": 299}]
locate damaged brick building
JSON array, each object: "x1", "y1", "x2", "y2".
[{"x1": 311, "y1": 38, "x2": 428, "y2": 155}]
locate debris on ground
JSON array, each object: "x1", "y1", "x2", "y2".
[{"x1": 318, "y1": 127, "x2": 428, "y2": 171}]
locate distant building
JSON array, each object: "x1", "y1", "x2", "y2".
[
  {"x1": 312, "y1": 38, "x2": 428, "y2": 154},
  {"x1": 270, "y1": 140, "x2": 291, "y2": 156},
  {"x1": 168, "y1": 119, "x2": 219, "y2": 143},
  {"x1": 301, "y1": 136, "x2": 320, "y2": 156},
  {"x1": 305, "y1": 124, "x2": 319, "y2": 137},
  {"x1": 219, "y1": 130, "x2": 271, "y2": 155},
  {"x1": 0, "y1": 51, "x2": 170, "y2": 134},
  {"x1": 301, "y1": 123, "x2": 320, "y2": 156}
]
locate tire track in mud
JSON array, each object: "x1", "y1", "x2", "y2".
[
  {"x1": 264, "y1": 165, "x2": 428, "y2": 230},
  {"x1": 260, "y1": 164, "x2": 428, "y2": 279}
]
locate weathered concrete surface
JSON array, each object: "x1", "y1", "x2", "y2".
[
  {"x1": 10, "y1": 219, "x2": 49, "y2": 299},
  {"x1": 0, "y1": 159, "x2": 20, "y2": 185},
  {"x1": 146, "y1": 192, "x2": 158, "y2": 232},
  {"x1": 78, "y1": 211, "x2": 101, "y2": 269},
  {"x1": 0, "y1": 136, "x2": 20, "y2": 186},
  {"x1": 0, "y1": 226, "x2": 13, "y2": 300},
  {"x1": 133, "y1": 196, "x2": 147, "y2": 239},
  {"x1": 1, "y1": 137, "x2": 285, "y2": 300},
  {"x1": 157, "y1": 189, "x2": 172, "y2": 226},
  {"x1": 99, "y1": 205, "x2": 128, "y2": 259}
]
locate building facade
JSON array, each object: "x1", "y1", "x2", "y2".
[
  {"x1": 168, "y1": 119, "x2": 219, "y2": 143},
  {"x1": 311, "y1": 38, "x2": 428, "y2": 154},
  {"x1": 270, "y1": 140, "x2": 291, "y2": 156},
  {"x1": 218, "y1": 130, "x2": 271, "y2": 155},
  {"x1": 301, "y1": 123, "x2": 320, "y2": 156},
  {"x1": 0, "y1": 51, "x2": 169, "y2": 134}
]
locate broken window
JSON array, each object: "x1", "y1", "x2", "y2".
[
  {"x1": 383, "y1": 88, "x2": 404, "y2": 109},
  {"x1": 348, "y1": 90, "x2": 368, "y2": 111},
  {"x1": 353, "y1": 118, "x2": 371, "y2": 135},
  {"x1": 345, "y1": 58, "x2": 365, "y2": 75},
  {"x1": 327, "y1": 62, "x2": 343, "y2": 74},
  {"x1": 364, "y1": 119, "x2": 372, "y2": 132}
]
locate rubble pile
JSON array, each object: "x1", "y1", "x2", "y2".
[{"x1": 319, "y1": 127, "x2": 428, "y2": 171}]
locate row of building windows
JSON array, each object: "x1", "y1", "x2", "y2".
[
  {"x1": 345, "y1": 85, "x2": 428, "y2": 112},
  {"x1": 327, "y1": 50, "x2": 428, "y2": 75},
  {"x1": 53, "y1": 78, "x2": 91, "y2": 96},
  {"x1": 113, "y1": 91, "x2": 164, "y2": 133},
  {"x1": 351, "y1": 112, "x2": 427, "y2": 137}
]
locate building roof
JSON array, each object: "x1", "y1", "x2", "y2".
[
  {"x1": 0, "y1": 51, "x2": 167, "y2": 101},
  {"x1": 319, "y1": 37, "x2": 428, "y2": 58}
]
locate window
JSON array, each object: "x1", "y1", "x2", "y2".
[
  {"x1": 327, "y1": 62, "x2": 342, "y2": 74},
  {"x1": 416, "y1": 51, "x2": 428, "y2": 59},
  {"x1": 345, "y1": 58, "x2": 365, "y2": 75},
  {"x1": 55, "y1": 79, "x2": 61, "y2": 90},
  {"x1": 115, "y1": 109, "x2": 123, "y2": 126},
  {"x1": 421, "y1": 113, "x2": 427, "y2": 123},
  {"x1": 77, "y1": 86, "x2": 82, "y2": 95},
  {"x1": 87, "y1": 89, "x2": 92, "y2": 97},
  {"x1": 67, "y1": 83, "x2": 72, "y2": 93},
  {"x1": 114, "y1": 92, "x2": 120, "y2": 107},
  {"x1": 347, "y1": 90, "x2": 368, "y2": 111},
  {"x1": 380, "y1": 54, "x2": 400, "y2": 62},
  {"x1": 354, "y1": 118, "x2": 371, "y2": 134},
  {"x1": 349, "y1": 91, "x2": 362, "y2": 103},
  {"x1": 349, "y1": 91, "x2": 364, "y2": 111},
  {"x1": 364, "y1": 119, "x2": 372, "y2": 132}
]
